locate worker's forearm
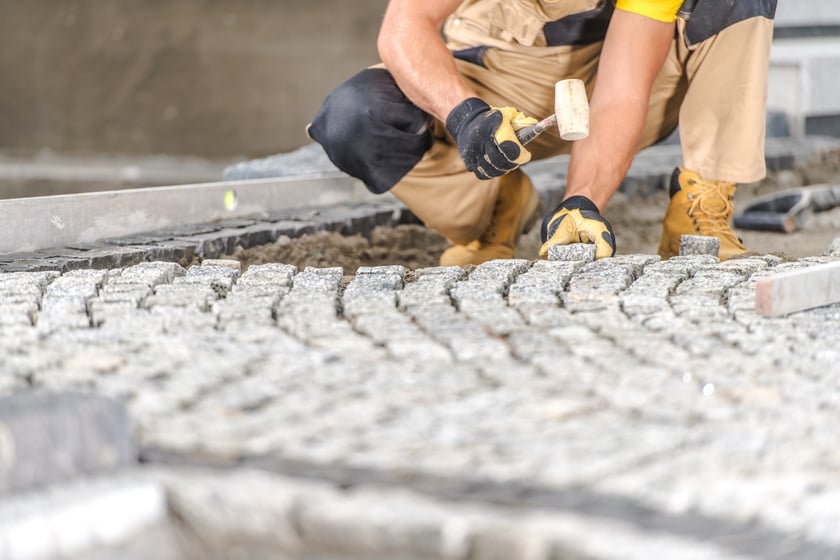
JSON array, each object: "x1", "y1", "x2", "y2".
[
  {"x1": 377, "y1": 2, "x2": 474, "y2": 121},
  {"x1": 564, "y1": 98, "x2": 648, "y2": 210},
  {"x1": 564, "y1": 9, "x2": 674, "y2": 210}
]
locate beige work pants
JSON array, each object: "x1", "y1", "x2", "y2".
[{"x1": 391, "y1": 16, "x2": 774, "y2": 244}]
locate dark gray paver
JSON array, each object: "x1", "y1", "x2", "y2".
[{"x1": 0, "y1": 392, "x2": 136, "y2": 494}]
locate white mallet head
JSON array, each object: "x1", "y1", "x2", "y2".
[{"x1": 556, "y1": 79, "x2": 589, "y2": 141}]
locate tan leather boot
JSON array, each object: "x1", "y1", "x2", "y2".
[
  {"x1": 659, "y1": 167, "x2": 748, "y2": 261},
  {"x1": 439, "y1": 171, "x2": 540, "y2": 267}
]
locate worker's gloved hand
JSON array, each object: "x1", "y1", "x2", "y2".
[
  {"x1": 539, "y1": 195, "x2": 616, "y2": 259},
  {"x1": 446, "y1": 98, "x2": 533, "y2": 180}
]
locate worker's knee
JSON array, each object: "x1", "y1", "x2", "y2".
[
  {"x1": 311, "y1": 70, "x2": 376, "y2": 145},
  {"x1": 310, "y1": 68, "x2": 432, "y2": 194}
]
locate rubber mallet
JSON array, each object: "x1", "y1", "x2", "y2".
[{"x1": 515, "y1": 79, "x2": 590, "y2": 145}]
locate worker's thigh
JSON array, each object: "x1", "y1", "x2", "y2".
[{"x1": 640, "y1": 16, "x2": 774, "y2": 183}]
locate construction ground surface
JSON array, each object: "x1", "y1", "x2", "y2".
[{"x1": 1, "y1": 140, "x2": 840, "y2": 559}]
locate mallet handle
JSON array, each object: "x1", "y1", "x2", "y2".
[{"x1": 515, "y1": 114, "x2": 557, "y2": 146}]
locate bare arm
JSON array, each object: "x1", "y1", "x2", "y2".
[
  {"x1": 377, "y1": 0, "x2": 475, "y2": 122},
  {"x1": 564, "y1": 8, "x2": 674, "y2": 209}
]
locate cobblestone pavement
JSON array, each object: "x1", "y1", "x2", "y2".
[{"x1": 2, "y1": 246, "x2": 840, "y2": 559}]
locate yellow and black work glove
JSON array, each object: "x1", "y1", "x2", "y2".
[
  {"x1": 539, "y1": 195, "x2": 617, "y2": 259},
  {"x1": 446, "y1": 98, "x2": 534, "y2": 180}
]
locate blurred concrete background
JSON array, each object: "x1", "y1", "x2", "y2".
[
  {"x1": 0, "y1": 0, "x2": 388, "y2": 159},
  {"x1": 0, "y1": 0, "x2": 837, "y2": 186},
  {"x1": 770, "y1": 1, "x2": 840, "y2": 138}
]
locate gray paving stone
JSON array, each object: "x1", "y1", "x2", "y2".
[
  {"x1": 296, "y1": 488, "x2": 469, "y2": 559},
  {"x1": 625, "y1": 271, "x2": 685, "y2": 298},
  {"x1": 90, "y1": 300, "x2": 139, "y2": 327},
  {"x1": 80, "y1": 244, "x2": 150, "y2": 268},
  {"x1": 199, "y1": 258, "x2": 241, "y2": 272},
  {"x1": 675, "y1": 269, "x2": 745, "y2": 297},
  {"x1": 569, "y1": 260, "x2": 635, "y2": 294},
  {"x1": 398, "y1": 280, "x2": 454, "y2": 309},
  {"x1": 0, "y1": 393, "x2": 136, "y2": 493},
  {"x1": 450, "y1": 283, "x2": 506, "y2": 306},
  {"x1": 37, "y1": 305, "x2": 93, "y2": 332},
  {"x1": 609, "y1": 254, "x2": 661, "y2": 278},
  {"x1": 506, "y1": 329, "x2": 571, "y2": 361},
  {"x1": 186, "y1": 263, "x2": 240, "y2": 281},
  {"x1": 61, "y1": 268, "x2": 112, "y2": 284},
  {"x1": 351, "y1": 312, "x2": 414, "y2": 342},
  {"x1": 0, "y1": 303, "x2": 37, "y2": 327},
  {"x1": 150, "y1": 306, "x2": 218, "y2": 332},
  {"x1": 670, "y1": 294, "x2": 731, "y2": 323},
  {"x1": 357, "y1": 264, "x2": 408, "y2": 279},
  {"x1": 239, "y1": 262, "x2": 297, "y2": 282},
  {"x1": 0, "y1": 271, "x2": 55, "y2": 292},
  {"x1": 714, "y1": 257, "x2": 770, "y2": 276},
  {"x1": 43, "y1": 277, "x2": 100, "y2": 301},
  {"x1": 461, "y1": 306, "x2": 528, "y2": 336},
  {"x1": 385, "y1": 338, "x2": 454, "y2": 363},
  {"x1": 135, "y1": 241, "x2": 196, "y2": 264},
  {"x1": 507, "y1": 285, "x2": 559, "y2": 306},
  {"x1": 507, "y1": 260, "x2": 580, "y2": 307},
  {"x1": 154, "y1": 468, "x2": 304, "y2": 552},
  {"x1": 173, "y1": 229, "x2": 242, "y2": 258},
  {"x1": 95, "y1": 288, "x2": 149, "y2": 307},
  {"x1": 679, "y1": 234, "x2": 721, "y2": 256},
  {"x1": 145, "y1": 284, "x2": 217, "y2": 311},
  {"x1": 621, "y1": 293, "x2": 671, "y2": 316},
  {"x1": 547, "y1": 243, "x2": 596, "y2": 262},
  {"x1": 468, "y1": 259, "x2": 529, "y2": 285},
  {"x1": 110, "y1": 263, "x2": 183, "y2": 287},
  {"x1": 414, "y1": 266, "x2": 466, "y2": 283},
  {"x1": 561, "y1": 291, "x2": 622, "y2": 313},
  {"x1": 213, "y1": 298, "x2": 277, "y2": 327},
  {"x1": 652, "y1": 255, "x2": 718, "y2": 275},
  {"x1": 291, "y1": 266, "x2": 343, "y2": 294},
  {"x1": 0, "y1": 474, "x2": 168, "y2": 560},
  {"x1": 345, "y1": 273, "x2": 404, "y2": 293},
  {"x1": 515, "y1": 304, "x2": 576, "y2": 328},
  {"x1": 234, "y1": 264, "x2": 296, "y2": 298}
]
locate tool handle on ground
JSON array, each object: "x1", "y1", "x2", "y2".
[
  {"x1": 515, "y1": 114, "x2": 557, "y2": 146},
  {"x1": 733, "y1": 212, "x2": 796, "y2": 233}
]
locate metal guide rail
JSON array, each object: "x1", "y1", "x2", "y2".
[{"x1": 0, "y1": 174, "x2": 369, "y2": 255}]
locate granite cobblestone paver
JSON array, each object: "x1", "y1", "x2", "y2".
[
  {"x1": 2, "y1": 250, "x2": 840, "y2": 558},
  {"x1": 679, "y1": 234, "x2": 720, "y2": 256}
]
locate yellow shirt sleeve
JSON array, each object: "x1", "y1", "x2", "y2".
[{"x1": 614, "y1": 0, "x2": 683, "y2": 23}]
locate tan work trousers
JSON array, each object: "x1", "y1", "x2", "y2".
[{"x1": 391, "y1": 16, "x2": 774, "y2": 244}]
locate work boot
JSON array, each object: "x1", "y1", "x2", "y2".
[
  {"x1": 658, "y1": 167, "x2": 748, "y2": 260},
  {"x1": 439, "y1": 172, "x2": 541, "y2": 266}
]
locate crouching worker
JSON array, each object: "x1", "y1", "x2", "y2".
[{"x1": 309, "y1": 0, "x2": 776, "y2": 264}]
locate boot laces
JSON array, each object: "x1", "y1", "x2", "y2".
[{"x1": 686, "y1": 178, "x2": 736, "y2": 237}]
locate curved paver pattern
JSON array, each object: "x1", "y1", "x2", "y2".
[{"x1": 2, "y1": 253, "x2": 840, "y2": 558}]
